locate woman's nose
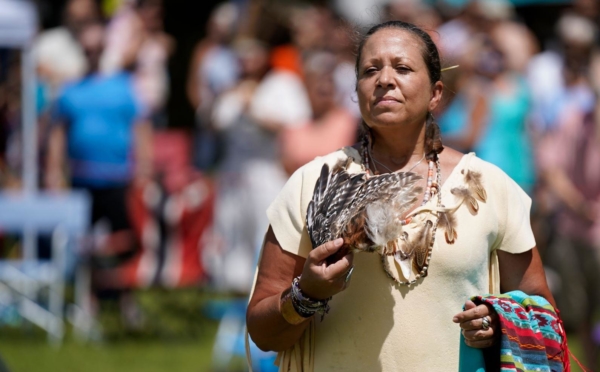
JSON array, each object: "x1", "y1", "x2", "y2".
[{"x1": 377, "y1": 66, "x2": 396, "y2": 88}]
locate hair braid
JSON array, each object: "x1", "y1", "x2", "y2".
[{"x1": 424, "y1": 112, "x2": 444, "y2": 161}]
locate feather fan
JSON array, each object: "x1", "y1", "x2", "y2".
[{"x1": 306, "y1": 159, "x2": 422, "y2": 262}]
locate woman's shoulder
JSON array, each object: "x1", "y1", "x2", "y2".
[
  {"x1": 443, "y1": 149, "x2": 523, "y2": 195},
  {"x1": 466, "y1": 153, "x2": 530, "y2": 201},
  {"x1": 467, "y1": 154, "x2": 513, "y2": 181},
  {"x1": 439, "y1": 146, "x2": 496, "y2": 174},
  {"x1": 295, "y1": 146, "x2": 362, "y2": 178}
]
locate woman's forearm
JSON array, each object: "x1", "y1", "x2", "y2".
[
  {"x1": 498, "y1": 247, "x2": 557, "y2": 308},
  {"x1": 247, "y1": 289, "x2": 312, "y2": 352},
  {"x1": 247, "y1": 227, "x2": 311, "y2": 351},
  {"x1": 248, "y1": 227, "x2": 351, "y2": 351}
]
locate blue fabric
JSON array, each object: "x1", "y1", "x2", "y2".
[
  {"x1": 438, "y1": 92, "x2": 469, "y2": 139},
  {"x1": 459, "y1": 332, "x2": 486, "y2": 372},
  {"x1": 54, "y1": 72, "x2": 144, "y2": 187},
  {"x1": 458, "y1": 291, "x2": 563, "y2": 372},
  {"x1": 473, "y1": 76, "x2": 535, "y2": 194}
]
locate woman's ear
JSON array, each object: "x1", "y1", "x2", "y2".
[{"x1": 428, "y1": 81, "x2": 444, "y2": 111}]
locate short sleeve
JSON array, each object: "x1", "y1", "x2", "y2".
[
  {"x1": 496, "y1": 172, "x2": 536, "y2": 254},
  {"x1": 267, "y1": 148, "x2": 361, "y2": 258},
  {"x1": 266, "y1": 166, "x2": 313, "y2": 258}
]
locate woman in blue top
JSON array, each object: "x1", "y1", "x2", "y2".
[{"x1": 439, "y1": 36, "x2": 535, "y2": 194}]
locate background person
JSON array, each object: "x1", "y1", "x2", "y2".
[
  {"x1": 279, "y1": 50, "x2": 358, "y2": 176},
  {"x1": 45, "y1": 23, "x2": 152, "y2": 320}
]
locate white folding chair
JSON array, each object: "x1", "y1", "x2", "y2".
[{"x1": 0, "y1": 191, "x2": 91, "y2": 344}]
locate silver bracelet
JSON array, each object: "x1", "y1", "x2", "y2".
[{"x1": 291, "y1": 276, "x2": 330, "y2": 320}]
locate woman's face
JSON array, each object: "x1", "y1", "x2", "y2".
[{"x1": 356, "y1": 28, "x2": 442, "y2": 129}]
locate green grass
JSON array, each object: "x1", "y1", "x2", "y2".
[
  {"x1": 565, "y1": 335, "x2": 600, "y2": 372},
  {"x1": 0, "y1": 332, "x2": 217, "y2": 372},
  {"x1": 1, "y1": 329, "x2": 591, "y2": 372},
  {"x1": 0, "y1": 288, "x2": 247, "y2": 372}
]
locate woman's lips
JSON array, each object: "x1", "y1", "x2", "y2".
[{"x1": 374, "y1": 96, "x2": 401, "y2": 106}]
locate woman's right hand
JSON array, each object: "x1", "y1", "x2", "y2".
[{"x1": 298, "y1": 238, "x2": 354, "y2": 300}]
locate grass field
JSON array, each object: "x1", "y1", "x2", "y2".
[
  {"x1": 0, "y1": 329, "x2": 592, "y2": 372},
  {"x1": 0, "y1": 331, "x2": 217, "y2": 372},
  {"x1": 0, "y1": 288, "x2": 250, "y2": 372}
]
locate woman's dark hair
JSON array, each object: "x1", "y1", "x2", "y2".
[{"x1": 355, "y1": 21, "x2": 441, "y2": 85}]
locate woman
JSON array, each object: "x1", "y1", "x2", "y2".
[
  {"x1": 440, "y1": 34, "x2": 536, "y2": 194},
  {"x1": 470, "y1": 34, "x2": 535, "y2": 195},
  {"x1": 247, "y1": 21, "x2": 555, "y2": 371},
  {"x1": 206, "y1": 39, "x2": 275, "y2": 293}
]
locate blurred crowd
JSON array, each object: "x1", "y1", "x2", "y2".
[
  {"x1": 432, "y1": 0, "x2": 600, "y2": 367},
  {"x1": 0, "y1": 0, "x2": 599, "y2": 369}
]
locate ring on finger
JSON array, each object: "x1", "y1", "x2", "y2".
[
  {"x1": 481, "y1": 316, "x2": 491, "y2": 330},
  {"x1": 344, "y1": 266, "x2": 355, "y2": 283}
]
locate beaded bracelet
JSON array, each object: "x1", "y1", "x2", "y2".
[{"x1": 290, "y1": 276, "x2": 331, "y2": 320}]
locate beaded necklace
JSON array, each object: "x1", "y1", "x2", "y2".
[{"x1": 360, "y1": 134, "x2": 443, "y2": 286}]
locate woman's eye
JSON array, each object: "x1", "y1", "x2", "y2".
[
  {"x1": 396, "y1": 66, "x2": 411, "y2": 72},
  {"x1": 363, "y1": 67, "x2": 377, "y2": 75}
]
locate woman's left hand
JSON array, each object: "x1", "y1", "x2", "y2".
[{"x1": 452, "y1": 300, "x2": 499, "y2": 348}]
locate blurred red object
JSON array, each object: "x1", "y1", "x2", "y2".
[
  {"x1": 94, "y1": 130, "x2": 214, "y2": 289},
  {"x1": 270, "y1": 45, "x2": 303, "y2": 76}
]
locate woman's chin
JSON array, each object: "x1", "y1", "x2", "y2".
[{"x1": 367, "y1": 115, "x2": 407, "y2": 128}]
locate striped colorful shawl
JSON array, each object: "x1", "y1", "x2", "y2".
[{"x1": 459, "y1": 290, "x2": 568, "y2": 372}]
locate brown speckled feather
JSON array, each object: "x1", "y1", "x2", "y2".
[
  {"x1": 451, "y1": 187, "x2": 479, "y2": 214},
  {"x1": 438, "y1": 211, "x2": 457, "y2": 244},
  {"x1": 306, "y1": 159, "x2": 422, "y2": 257},
  {"x1": 464, "y1": 171, "x2": 487, "y2": 202},
  {"x1": 412, "y1": 220, "x2": 433, "y2": 272}
]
